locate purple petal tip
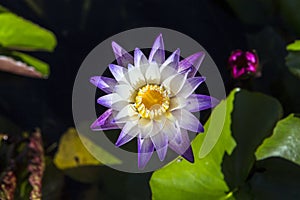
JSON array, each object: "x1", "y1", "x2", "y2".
[
  {"x1": 198, "y1": 124, "x2": 204, "y2": 133},
  {"x1": 181, "y1": 146, "x2": 194, "y2": 163}
]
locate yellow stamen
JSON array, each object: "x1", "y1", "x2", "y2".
[{"x1": 135, "y1": 84, "x2": 170, "y2": 119}]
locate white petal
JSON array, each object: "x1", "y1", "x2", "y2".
[
  {"x1": 162, "y1": 72, "x2": 188, "y2": 96},
  {"x1": 138, "y1": 118, "x2": 153, "y2": 138},
  {"x1": 151, "y1": 120, "x2": 165, "y2": 137},
  {"x1": 160, "y1": 66, "x2": 177, "y2": 83},
  {"x1": 115, "y1": 119, "x2": 139, "y2": 146},
  {"x1": 160, "y1": 49, "x2": 180, "y2": 81},
  {"x1": 114, "y1": 84, "x2": 135, "y2": 102},
  {"x1": 114, "y1": 104, "x2": 139, "y2": 123},
  {"x1": 149, "y1": 34, "x2": 165, "y2": 65},
  {"x1": 97, "y1": 93, "x2": 128, "y2": 111},
  {"x1": 177, "y1": 77, "x2": 206, "y2": 98},
  {"x1": 134, "y1": 48, "x2": 149, "y2": 69},
  {"x1": 172, "y1": 109, "x2": 204, "y2": 133},
  {"x1": 169, "y1": 96, "x2": 187, "y2": 111},
  {"x1": 128, "y1": 65, "x2": 146, "y2": 89},
  {"x1": 128, "y1": 63, "x2": 134, "y2": 70},
  {"x1": 109, "y1": 64, "x2": 129, "y2": 84},
  {"x1": 151, "y1": 132, "x2": 168, "y2": 161},
  {"x1": 160, "y1": 48, "x2": 180, "y2": 70},
  {"x1": 161, "y1": 118, "x2": 181, "y2": 144},
  {"x1": 145, "y1": 62, "x2": 160, "y2": 84},
  {"x1": 121, "y1": 119, "x2": 139, "y2": 137}
]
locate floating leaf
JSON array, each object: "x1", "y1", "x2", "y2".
[
  {"x1": 247, "y1": 158, "x2": 300, "y2": 199},
  {"x1": 286, "y1": 40, "x2": 300, "y2": 77},
  {"x1": 256, "y1": 114, "x2": 300, "y2": 165},
  {"x1": 287, "y1": 40, "x2": 300, "y2": 51},
  {"x1": 0, "y1": 5, "x2": 9, "y2": 13},
  {"x1": 150, "y1": 89, "x2": 237, "y2": 200},
  {"x1": 0, "y1": 12, "x2": 56, "y2": 51},
  {"x1": 0, "y1": 55, "x2": 44, "y2": 78},
  {"x1": 199, "y1": 89, "x2": 236, "y2": 158},
  {"x1": 222, "y1": 89, "x2": 283, "y2": 191},
  {"x1": 54, "y1": 128, "x2": 121, "y2": 170}
]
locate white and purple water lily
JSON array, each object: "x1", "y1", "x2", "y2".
[{"x1": 90, "y1": 34, "x2": 219, "y2": 169}]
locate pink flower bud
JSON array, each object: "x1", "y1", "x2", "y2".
[{"x1": 228, "y1": 50, "x2": 259, "y2": 79}]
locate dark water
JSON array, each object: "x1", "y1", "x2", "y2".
[{"x1": 0, "y1": 0, "x2": 251, "y2": 199}]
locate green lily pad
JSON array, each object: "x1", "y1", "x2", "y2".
[
  {"x1": 0, "y1": 12, "x2": 56, "y2": 51},
  {"x1": 256, "y1": 114, "x2": 300, "y2": 165},
  {"x1": 150, "y1": 89, "x2": 238, "y2": 200},
  {"x1": 287, "y1": 40, "x2": 300, "y2": 51},
  {"x1": 248, "y1": 157, "x2": 300, "y2": 199},
  {"x1": 222, "y1": 89, "x2": 283, "y2": 191},
  {"x1": 0, "y1": 5, "x2": 8, "y2": 13}
]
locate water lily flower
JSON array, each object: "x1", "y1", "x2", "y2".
[
  {"x1": 90, "y1": 34, "x2": 219, "y2": 169},
  {"x1": 228, "y1": 50, "x2": 259, "y2": 79}
]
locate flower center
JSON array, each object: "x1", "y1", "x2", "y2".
[{"x1": 135, "y1": 84, "x2": 170, "y2": 119}]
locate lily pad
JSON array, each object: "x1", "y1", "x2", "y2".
[
  {"x1": 287, "y1": 40, "x2": 300, "y2": 51},
  {"x1": 54, "y1": 128, "x2": 121, "y2": 183},
  {"x1": 256, "y1": 114, "x2": 300, "y2": 165},
  {"x1": 222, "y1": 89, "x2": 283, "y2": 191},
  {"x1": 248, "y1": 157, "x2": 300, "y2": 199},
  {"x1": 286, "y1": 44, "x2": 300, "y2": 79},
  {"x1": 54, "y1": 128, "x2": 121, "y2": 169},
  {"x1": 0, "y1": 12, "x2": 56, "y2": 51},
  {"x1": 150, "y1": 89, "x2": 238, "y2": 200}
]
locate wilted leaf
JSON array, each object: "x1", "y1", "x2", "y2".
[
  {"x1": 11, "y1": 51, "x2": 49, "y2": 77},
  {"x1": 0, "y1": 55, "x2": 44, "y2": 78},
  {"x1": 256, "y1": 114, "x2": 300, "y2": 165},
  {"x1": 0, "y1": 12, "x2": 56, "y2": 51},
  {"x1": 150, "y1": 89, "x2": 238, "y2": 200},
  {"x1": 54, "y1": 128, "x2": 121, "y2": 170}
]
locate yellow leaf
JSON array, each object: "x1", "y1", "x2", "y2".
[{"x1": 54, "y1": 128, "x2": 121, "y2": 170}]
